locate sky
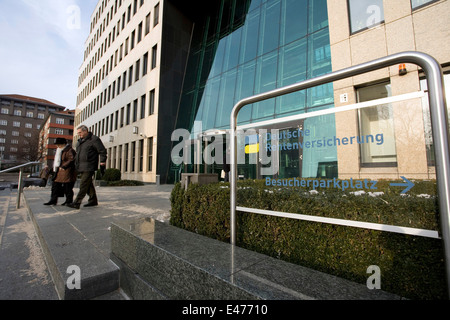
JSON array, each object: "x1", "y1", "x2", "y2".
[{"x1": 0, "y1": 0, "x2": 99, "y2": 109}]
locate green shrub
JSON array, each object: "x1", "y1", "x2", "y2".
[
  {"x1": 107, "y1": 179, "x2": 144, "y2": 186},
  {"x1": 170, "y1": 179, "x2": 446, "y2": 300},
  {"x1": 102, "y1": 168, "x2": 121, "y2": 182}
]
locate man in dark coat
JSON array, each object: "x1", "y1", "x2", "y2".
[{"x1": 67, "y1": 125, "x2": 107, "y2": 209}]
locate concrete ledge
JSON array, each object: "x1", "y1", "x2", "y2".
[{"x1": 111, "y1": 218, "x2": 402, "y2": 300}]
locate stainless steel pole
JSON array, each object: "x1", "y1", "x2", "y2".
[{"x1": 16, "y1": 168, "x2": 23, "y2": 209}]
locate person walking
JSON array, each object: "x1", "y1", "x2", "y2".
[
  {"x1": 39, "y1": 165, "x2": 51, "y2": 187},
  {"x1": 44, "y1": 138, "x2": 77, "y2": 205},
  {"x1": 67, "y1": 125, "x2": 107, "y2": 209}
]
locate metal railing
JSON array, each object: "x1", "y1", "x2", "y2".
[
  {"x1": 0, "y1": 161, "x2": 42, "y2": 209},
  {"x1": 230, "y1": 51, "x2": 450, "y2": 297}
]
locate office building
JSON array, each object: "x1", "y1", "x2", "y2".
[
  {"x1": 76, "y1": 0, "x2": 163, "y2": 182},
  {"x1": 329, "y1": 0, "x2": 450, "y2": 180},
  {"x1": 76, "y1": 0, "x2": 450, "y2": 184}
]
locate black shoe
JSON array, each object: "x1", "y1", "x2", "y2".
[
  {"x1": 61, "y1": 202, "x2": 67, "y2": 206},
  {"x1": 44, "y1": 201, "x2": 57, "y2": 206},
  {"x1": 84, "y1": 202, "x2": 98, "y2": 207},
  {"x1": 67, "y1": 203, "x2": 81, "y2": 209}
]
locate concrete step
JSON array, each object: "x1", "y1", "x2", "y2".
[
  {"x1": 23, "y1": 192, "x2": 119, "y2": 300},
  {"x1": 111, "y1": 217, "x2": 403, "y2": 300}
]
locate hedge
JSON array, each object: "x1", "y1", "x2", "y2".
[
  {"x1": 170, "y1": 179, "x2": 447, "y2": 300},
  {"x1": 102, "y1": 168, "x2": 122, "y2": 182}
]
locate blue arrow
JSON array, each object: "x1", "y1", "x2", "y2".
[{"x1": 390, "y1": 176, "x2": 414, "y2": 194}]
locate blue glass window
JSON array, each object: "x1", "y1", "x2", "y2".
[{"x1": 178, "y1": 0, "x2": 333, "y2": 131}]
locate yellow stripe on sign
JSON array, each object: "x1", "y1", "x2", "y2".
[{"x1": 245, "y1": 144, "x2": 259, "y2": 154}]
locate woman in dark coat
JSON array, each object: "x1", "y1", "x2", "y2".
[{"x1": 44, "y1": 138, "x2": 77, "y2": 206}]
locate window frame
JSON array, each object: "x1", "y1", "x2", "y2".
[
  {"x1": 347, "y1": 0, "x2": 385, "y2": 35},
  {"x1": 356, "y1": 82, "x2": 398, "y2": 168},
  {"x1": 411, "y1": 0, "x2": 440, "y2": 10}
]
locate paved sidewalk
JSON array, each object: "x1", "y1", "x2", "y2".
[
  {"x1": 0, "y1": 188, "x2": 58, "y2": 300},
  {"x1": 3, "y1": 184, "x2": 174, "y2": 300},
  {"x1": 24, "y1": 184, "x2": 173, "y2": 257}
]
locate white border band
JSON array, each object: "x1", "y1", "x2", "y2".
[{"x1": 237, "y1": 206, "x2": 440, "y2": 239}]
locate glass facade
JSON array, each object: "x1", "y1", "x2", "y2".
[{"x1": 171, "y1": 0, "x2": 334, "y2": 181}]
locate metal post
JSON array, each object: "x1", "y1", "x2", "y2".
[
  {"x1": 230, "y1": 51, "x2": 450, "y2": 297},
  {"x1": 16, "y1": 168, "x2": 23, "y2": 209}
]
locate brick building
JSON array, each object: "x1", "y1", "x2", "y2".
[
  {"x1": 0, "y1": 94, "x2": 66, "y2": 169},
  {"x1": 38, "y1": 110, "x2": 75, "y2": 170}
]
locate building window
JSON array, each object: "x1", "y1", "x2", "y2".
[
  {"x1": 348, "y1": 0, "x2": 384, "y2": 34},
  {"x1": 151, "y1": 44, "x2": 157, "y2": 69},
  {"x1": 131, "y1": 30, "x2": 136, "y2": 50},
  {"x1": 126, "y1": 104, "x2": 131, "y2": 125},
  {"x1": 139, "y1": 139, "x2": 144, "y2": 172},
  {"x1": 14, "y1": 110, "x2": 22, "y2": 116},
  {"x1": 55, "y1": 129, "x2": 64, "y2": 135},
  {"x1": 135, "y1": 59, "x2": 140, "y2": 81},
  {"x1": 124, "y1": 143, "x2": 129, "y2": 172},
  {"x1": 0, "y1": 120, "x2": 7, "y2": 126},
  {"x1": 145, "y1": 13, "x2": 151, "y2": 35},
  {"x1": 148, "y1": 137, "x2": 153, "y2": 172},
  {"x1": 411, "y1": 0, "x2": 439, "y2": 10},
  {"x1": 38, "y1": 113, "x2": 45, "y2": 119},
  {"x1": 1, "y1": 108, "x2": 8, "y2": 114},
  {"x1": 12, "y1": 131, "x2": 19, "y2": 136},
  {"x1": 140, "y1": 94, "x2": 146, "y2": 119},
  {"x1": 420, "y1": 74, "x2": 450, "y2": 166},
  {"x1": 123, "y1": 71, "x2": 127, "y2": 91},
  {"x1": 153, "y1": 3, "x2": 159, "y2": 26},
  {"x1": 56, "y1": 118, "x2": 65, "y2": 124},
  {"x1": 118, "y1": 145, "x2": 123, "y2": 172},
  {"x1": 149, "y1": 89, "x2": 155, "y2": 115},
  {"x1": 129, "y1": 66, "x2": 133, "y2": 86},
  {"x1": 131, "y1": 141, "x2": 136, "y2": 172},
  {"x1": 13, "y1": 121, "x2": 20, "y2": 127},
  {"x1": 137, "y1": 22, "x2": 143, "y2": 43},
  {"x1": 142, "y1": 52, "x2": 148, "y2": 76},
  {"x1": 357, "y1": 82, "x2": 397, "y2": 167},
  {"x1": 133, "y1": 99, "x2": 138, "y2": 122},
  {"x1": 26, "y1": 111, "x2": 34, "y2": 118}
]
